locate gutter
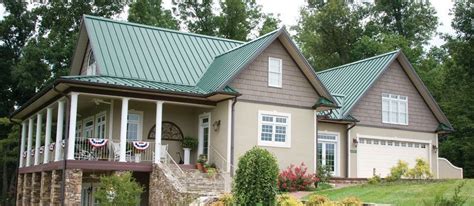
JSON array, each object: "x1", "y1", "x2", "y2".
[{"x1": 230, "y1": 96, "x2": 238, "y2": 176}]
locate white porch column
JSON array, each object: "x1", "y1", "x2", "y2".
[
  {"x1": 67, "y1": 93, "x2": 79, "y2": 160},
  {"x1": 34, "y1": 113, "x2": 42, "y2": 165},
  {"x1": 119, "y1": 98, "x2": 129, "y2": 162},
  {"x1": 55, "y1": 100, "x2": 65, "y2": 161},
  {"x1": 154, "y1": 101, "x2": 164, "y2": 164},
  {"x1": 43, "y1": 107, "x2": 53, "y2": 164},
  {"x1": 19, "y1": 121, "x2": 27, "y2": 168},
  {"x1": 26, "y1": 118, "x2": 33, "y2": 167}
]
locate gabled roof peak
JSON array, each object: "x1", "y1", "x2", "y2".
[
  {"x1": 317, "y1": 50, "x2": 400, "y2": 74},
  {"x1": 214, "y1": 28, "x2": 283, "y2": 58}
]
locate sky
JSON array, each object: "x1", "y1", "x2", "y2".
[{"x1": 1, "y1": 0, "x2": 456, "y2": 47}]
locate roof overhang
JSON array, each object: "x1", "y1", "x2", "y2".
[{"x1": 10, "y1": 78, "x2": 239, "y2": 121}]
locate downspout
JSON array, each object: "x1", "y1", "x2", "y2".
[
  {"x1": 53, "y1": 85, "x2": 70, "y2": 206},
  {"x1": 346, "y1": 121, "x2": 356, "y2": 178},
  {"x1": 230, "y1": 97, "x2": 238, "y2": 176}
]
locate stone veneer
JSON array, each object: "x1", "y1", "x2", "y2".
[
  {"x1": 149, "y1": 164, "x2": 200, "y2": 205},
  {"x1": 64, "y1": 169, "x2": 82, "y2": 206},
  {"x1": 16, "y1": 174, "x2": 23, "y2": 205},
  {"x1": 31, "y1": 173, "x2": 41, "y2": 205},
  {"x1": 40, "y1": 171, "x2": 52, "y2": 205},
  {"x1": 22, "y1": 173, "x2": 31, "y2": 205},
  {"x1": 50, "y1": 170, "x2": 62, "y2": 205}
]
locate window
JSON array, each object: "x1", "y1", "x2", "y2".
[
  {"x1": 382, "y1": 93, "x2": 408, "y2": 125},
  {"x1": 258, "y1": 111, "x2": 291, "y2": 147},
  {"x1": 268, "y1": 57, "x2": 282, "y2": 87},
  {"x1": 86, "y1": 50, "x2": 97, "y2": 75},
  {"x1": 95, "y1": 112, "x2": 106, "y2": 139},
  {"x1": 76, "y1": 120, "x2": 83, "y2": 138},
  {"x1": 127, "y1": 111, "x2": 143, "y2": 141},
  {"x1": 83, "y1": 117, "x2": 94, "y2": 138}
]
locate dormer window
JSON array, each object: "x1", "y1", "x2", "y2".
[
  {"x1": 86, "y1": 50, "x2": 97, "y2": 75},
  {"x1": 268, "y1": 57, "x2": 282, "y2": 88}
]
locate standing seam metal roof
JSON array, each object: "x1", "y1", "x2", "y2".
[{"x1": 317, "y1": 50, "x2": 400, "y2": 119}]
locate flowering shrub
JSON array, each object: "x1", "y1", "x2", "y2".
[{"x1": 278, "y1": 162, "x2": 319, "y2": 192}]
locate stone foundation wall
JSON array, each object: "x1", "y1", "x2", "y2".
[
  {"x1": 31, "y1": 173, "x2": 41, "y2": 205},
  {"x1": 16, "y1": 174, "x2": 23, "y2": 206},
  {"x1": 149, "y1": 164, "x2": 199, "y2": 206},
  {"x1": 40, "y1": 171, "x2": 52, "y2": 205},
  {"x1": 22, "y1": 173, "x2": 31, "y2": 205},
  {"x1": 50, "y1": 170, "x2": 62, "y2": 205},
  {"x1": 64, "y1": 169, "x2": 82, "y2": 206}
]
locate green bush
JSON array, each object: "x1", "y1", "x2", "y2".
[
  {"x1": 233, "y1": 146, "x2": 279, "y2": 205},
  {"x1": 339, "y1": 196, "x2": 363, "y2": 206},
  {"x1": 94, "y1": 172, "x2": 143, "y2": 206},
  {"x1": 210, "y1": 193, "x2": 234, "y2": 206},
  {"x1": 386, "y1": 160, "x2": 409, "y2": 182},
  {"x1": 367, "y1": 174, "x2": 382, "y2": 185},
  {"x1": 276, "y1": 194, "x2": 304, "y2": 206},
  {"x1": 316, "y1": 165, "x2": 333, "y2": 183},
  {"x1": 306, "y1": 194, "x2": 329, "y2": 206},
  {"x1": 424, "y1": 181, "x2": 467, "y2": 206},
  {"x1": 406, "y1": 158, "x2": 432, "y2": 179},
  {"x1": 181, "y1": 136, "x2": 198, "y2": 149}
]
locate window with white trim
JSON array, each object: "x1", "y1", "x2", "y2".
[
  {"x1": 86, "y1": 50, "x2": 97, "y2": 75},
  {"x1": 268, "y1": 57, "x2": 282, "y2": 87},
  {"x1": 382, "y1": 93, "x2": 408, "y2": 125},
  {"x1": 83, "y1": 117, "x2": 94, "y2": 138},
  {"x1": 258, "y1": 111, "x2": 291, "y2": 147},
  {"x1": 95, "y1": 112, "x2": 106, "y2": 139},
  {"x1": 127, "y1": 111, "x2": 143, "y2": 141}
]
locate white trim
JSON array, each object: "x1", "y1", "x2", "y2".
[
  {"x1": 317, "y1": 131, "x2": 341, "y2": 177},
  {"x1": 94, "y1": 111, "x2": 107, "y2": 139},
  {"x1": 82, "y1": 116, "x2": 94, "y2": 138},
  {"x1": 382, "y1": 93, "x2": 409, "y2": 125},
  {"x1": 268, "y1": 57, "x2": 283, "y2": 88},
  {"x1": 257, "y1": 110, "x2": 291, "y2": 148},
  {"x1": 226, "y1": 99, "x2": 232, "y2": 172},
  {"x1": 127, "y1": 110, "x2": 144, "y2": 141},
  {"x1": 356, "y1": 134, "x2": 432, "y2": 144},
  {"x1": 198, "y1": 112, "x2": 211, "y2": 159},
  {"x1": 313, "y1": 110, "x2": 317, "y2": 173}
]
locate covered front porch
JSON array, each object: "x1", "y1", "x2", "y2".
[{"x1": 18, "y1": 91, "x2": 232, "y2": 173}]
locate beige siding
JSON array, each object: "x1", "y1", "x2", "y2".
[
  {"x1": 351, "y1": 60, "x2": 439, "y2": 132},
  {"x1": 234, "y1": 101, "x2": 316, "y2": 172},
  {"x1": 348, "y1": 125, "x2": 438, "y2": 178},
  {"x1": 229, "y1": 40, "x2": 320, "y2": 108},
  {"x1": 438, "y1": 158, "x2": 463, "y2": 179},
  {"x1": 318, "y1": 122, "x2": 348, "y2": 178}
]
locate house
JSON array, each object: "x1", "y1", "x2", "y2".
[{"x1": 11, "y1": 15, "x2": 462, "y2": 205}]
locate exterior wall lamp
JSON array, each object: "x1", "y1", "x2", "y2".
[{"x1": 353, "y1": 138, "x2": 359, "y2": 147}]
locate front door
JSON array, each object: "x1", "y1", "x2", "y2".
[
  {"x1": 198, "y1": 114, "x2": 210, "y2": 159},
  {"x1": 317, "y1": 133, "x2": 339, "y2": 176}
]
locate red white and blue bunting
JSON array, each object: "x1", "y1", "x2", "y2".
[
  {"x1": 88, "y1": 138, "x2": 108, "y2": 148},
  {"x1": 132, "y1": 141, "x2": 150, "y2": 151}
]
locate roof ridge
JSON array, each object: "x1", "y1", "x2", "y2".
[
  {"x1": 83, "y1": 15, "x2": 245, "y2": 44},
  {"x1": 316, "y1": 50, "x2": 400, "y2": 75},
  {"x1": 213, "y1": 28, "x2": 282, "y2": 58}
]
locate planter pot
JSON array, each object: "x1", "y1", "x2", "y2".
[
  {"x1": 183, "y1": 148, "x2": 191, "y2": 165},
  {"x1": 196, "y1": 163, "x2": 203, "y2": 171}
]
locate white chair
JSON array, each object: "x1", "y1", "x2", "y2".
[{"x1": 111, "y1": 142, "x2": 132, "y2": 161}]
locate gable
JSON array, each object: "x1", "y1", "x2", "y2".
[
  {"x1": 229, "y1": 40, "x2": 320, "y2": 108},
  {"x1": 350, "y1": 60, "x2": 439, "y2": 132}
]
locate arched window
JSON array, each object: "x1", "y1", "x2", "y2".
[{"x1": 86, "y1": 50, "x2": 97, "y2": 75}]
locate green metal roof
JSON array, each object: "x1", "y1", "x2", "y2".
[
  {"x1": 197, "y1": 29, "x2": 282, "y2": 92},
  {"x1": 84, "y1": 15, "x2": 243, "y2": 86},
  {"x1": 317, "y1": 50, "x2": 400, "y2": 119},
  {"x1": 62, "y1": 75, "x2": 238, "y2": 95}
]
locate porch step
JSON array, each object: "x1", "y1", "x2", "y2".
[{"x1": 162, "y1": 163, "x2": 226, "y2": 193}]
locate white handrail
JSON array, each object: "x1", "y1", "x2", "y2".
[
  {"x1": 209, "y1": 145, "x2": 236, "y2": 170},
  {"x1": 166, "y1": 151, "x2": 185, "y2": 175}
]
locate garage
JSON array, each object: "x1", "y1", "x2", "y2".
[{"x1": 357, "y1": 137, "x2": 430, "y2": 178}]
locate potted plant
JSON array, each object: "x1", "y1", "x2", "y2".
[
  {"x1": 196, "y1": 154, "x2": 207, "y2": 171},
  {"x1": 181, "y1": 136, "x2": 198, "y2": 165}
]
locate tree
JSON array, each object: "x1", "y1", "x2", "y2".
[
  {"x1": 94, "y1": 172, "x2": 143, "y2": 205},
  {"x1": 258, "y1": 14, "x2": 281, "y2": 36},
  {"x1": 216, "y1": 0, "x2": 263, "y2": 41},
  {"x1": 128, "y1": 0, "x2": 178, "y2": 30},
  {"x1": 295, "y1": 0, "x2": 363, "y2": 70},
  {"x1": 174, "y1": 0, "x2": 217, "y2": 35}
]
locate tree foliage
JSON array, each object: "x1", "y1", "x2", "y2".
[
  {"x1": 216, "y1": 0, "x2": 262, "y2": 41},
  {"x1": 174, "y1": 0, "x2": 217, "y2": 36},
  {"x1": 94, "y1": 172, "x2": 143, "y2": 206},
  {"x1": 128, "y1": 0, "x2": 178, "y2": 29},
  {"x1": 259, "y1": 14, "x2": 281, "y2": 36}
]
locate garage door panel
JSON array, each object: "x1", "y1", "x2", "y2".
[{"x1": 357, "y1": 138, "x2": 429, "y2": 178}]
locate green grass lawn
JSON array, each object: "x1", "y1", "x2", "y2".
[{"x1": 308, "y1": 179, "x2": 474, "y2": 206}]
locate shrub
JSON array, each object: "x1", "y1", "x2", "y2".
[
  {"x1": 306, "y1": 194, "x2": 329, "y2": 206},
  {"x1": 210, "y1": 193, "x2": 234, "y2": 206},
  {"x1": 406, "y1": 158, "x2": 432, "y2": 179},
  {"x1": 278, "y1": 162, "x2": 319, "y2": 192},
  {"x1": 94, "y1": 172, "x2": 143, "y2": 206},
  {"x1": 233, "y1": 147, "x2": 279, "y2": 205},
  {"x1": 386, "y1": 160, "x2": 409, "y2": 182},
  {"x1": 339, "y1": 196, "x2": 363, "y2": 206},
  {"x1": 316, "y1": 165, "x2": 333, "y2": 183},
  {"x1": 367, "y1": 174, "x2": 381, "y2": 185},
  {"x1": 276, "y1": 194, "x2": 304, "y2": 206},
  {"x1": 182, "y1": 136, "x2": 198, "y2": 149},
  {"x1": 424, "y1": 181, "x2": 467, "y2": 206}
]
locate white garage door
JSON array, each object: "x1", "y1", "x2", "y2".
[{"x1": 357, "y1": 137, "x2": 430, "y2": 178}]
